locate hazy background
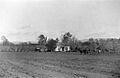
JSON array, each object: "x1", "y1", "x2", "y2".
[{"x1": 0, "y1": 0, "x2": 120, "y2": 42}]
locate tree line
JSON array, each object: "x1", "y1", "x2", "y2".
[{"x1": 1, "y1": 32, "x2": 120, "y2": 54}]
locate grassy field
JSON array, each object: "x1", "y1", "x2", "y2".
[{"x1": 0, "y1": 52, "x2": 120, "y2": 78}]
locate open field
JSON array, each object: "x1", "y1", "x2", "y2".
[{"x1": 0, "y1": 52, "x2": 120, "y2": 78}]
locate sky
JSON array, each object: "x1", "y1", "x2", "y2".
[{"x1": 0, "y1": 0, "x2": 120, "y2": 42}]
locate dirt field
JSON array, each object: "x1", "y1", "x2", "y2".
[{"x1": 0, "y1": 52, "x2": 120, "y2": 78}]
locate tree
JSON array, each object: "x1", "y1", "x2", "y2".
[
  {"x1": 69, "y1": 36, "x2": 79, "y2": 51},
  {"x1": 38, "y1": 34, "x2": 47, "y2": 45},
  {"x1": 1, "y1": 36, "x2": 9, "y2": 45},
  {"x1": 61, "y1": 32, "x2": 72, "y2": 46},
  {"x1": 46, "y1": 39, "x2": 58, "y2": 51}
]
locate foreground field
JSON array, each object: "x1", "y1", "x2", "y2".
[{"x1": 0, "y1": 52, "x2": 120, "y2": 78}]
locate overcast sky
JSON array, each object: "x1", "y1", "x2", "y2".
[{"x1": 0, "y1": 0, "x2": 120, "y2": 42}]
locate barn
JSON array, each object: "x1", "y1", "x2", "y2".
[{"x1": 55, "y1": 45, "x2": 71, "y2": 52}]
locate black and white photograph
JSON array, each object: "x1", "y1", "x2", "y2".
[{"x1": 0, "y1": 0, "x2": 120, "y2": 78}]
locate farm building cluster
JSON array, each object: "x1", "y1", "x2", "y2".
[{"x1": 35, "y1": 45, "x2": 71, "y2": 52}]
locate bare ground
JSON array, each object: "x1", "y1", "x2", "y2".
[{"x1": 0, "y1": 52, "x2": 120, "y2": 78}]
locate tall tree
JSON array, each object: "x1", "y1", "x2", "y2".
[
  {"x1": 46, "y1": 38, "x2": 58, "y2": 51},
  {"x1": 61, "y1": 32, "x2": 72, "y2": 46},
  {"x1": 69, "y1": 36, "x2": 79, "y2": 51},
  {"x1": 38, "y1": 34, "x2": 47, "y2": 45},
  {"x1": 1, "y1": 36, "x2": 9, "y2": 45}
]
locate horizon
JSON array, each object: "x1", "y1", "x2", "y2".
[
  {"x1": 1, "y1": 34, "x2": 120, "y2": 43},
  {"x1": 0, "y1": 0, "x2": 120, "y2": 42}
]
